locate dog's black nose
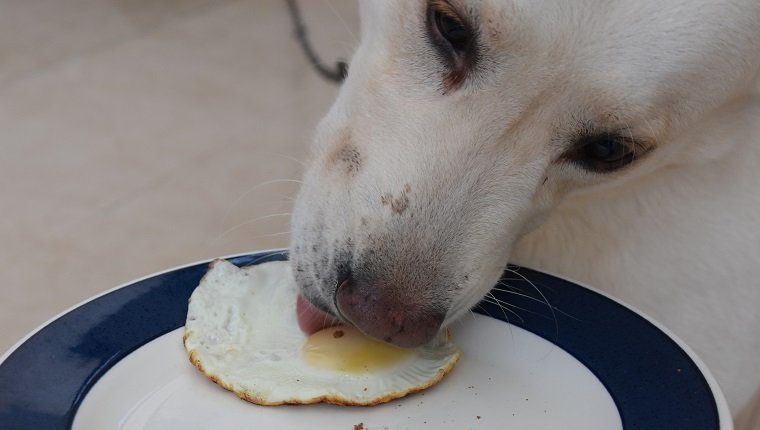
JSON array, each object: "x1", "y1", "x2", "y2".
[{"x1": 334, "y1": 275, "x2": 445, "y2": 348}]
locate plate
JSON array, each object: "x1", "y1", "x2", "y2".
[{"x1": 0, "y1": 250, "x2": 731, "y2": 429}]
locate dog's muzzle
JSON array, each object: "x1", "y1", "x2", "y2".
[{"x1": 333, "y1": 275, "x2": 445, "y2": 348}]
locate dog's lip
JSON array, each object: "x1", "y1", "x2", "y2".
[{"x1": 296, "y1": 293, "x2": 341, "y2": 334}]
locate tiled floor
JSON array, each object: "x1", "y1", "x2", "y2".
[
  {"x1": 1, "y1": 1, "x2": 757, "y2": 427},
  {"x1": 0, "y1": 0, "x2": 358, "y2": 352}
]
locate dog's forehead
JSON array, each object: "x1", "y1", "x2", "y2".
[{"x1": 354, "y1": 0, "x2": 760, "y2": 130}]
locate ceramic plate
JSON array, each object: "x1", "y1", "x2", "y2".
[{"x1": 0, "y1": 250, "x2": 731, "y2": 429}]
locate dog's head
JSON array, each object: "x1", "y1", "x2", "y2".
[{"x1": 290, "y1": 0, "x2": 760, "y2": 347}]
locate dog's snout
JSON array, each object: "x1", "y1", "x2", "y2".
[{"x1": 334, "y1": 275, "x2": 444, "y2": 348}]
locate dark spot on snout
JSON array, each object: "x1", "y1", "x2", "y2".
[
  {"x1": 381, "y1": 184, "x2": 412, "y2": 215},
  {"x1": 338, "y1": 146, "x2": 361, "y2": 175},
  {"x1": 326, "y1": 128, "x2": 362, "y2": 176}
]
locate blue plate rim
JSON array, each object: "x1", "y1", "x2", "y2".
[
  {"x1": 0, "y1": 249, "x2": 290, "y2": 365},
  {"x1": 0, "y1": 249, "x2": 731, "y2": 429}
]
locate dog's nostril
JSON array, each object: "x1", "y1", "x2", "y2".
[
  {"x1": 333, "y1": 271, "x2": 352, "y2": 318},
  {"x1": 335, "y1": 276, "x2": 445, "y2": 348},
  {"x1": 336, "y1": 269, "x2": 352, "y2": 290}
]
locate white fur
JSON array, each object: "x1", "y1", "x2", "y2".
[{"x1": 290, "y1": 0, "x2": 760, "y2": 417}]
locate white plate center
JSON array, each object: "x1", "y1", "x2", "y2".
[{"x1": 73, "y1": 316, "x2": 621, "y2": 429}]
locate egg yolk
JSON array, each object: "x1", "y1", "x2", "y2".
[{"x1": 303, "y1": 325, "x2": 413, "y2": 373}]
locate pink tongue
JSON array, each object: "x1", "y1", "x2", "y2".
[{"x1": 296, "y1": 294, "x2": 341, "y2": 334}]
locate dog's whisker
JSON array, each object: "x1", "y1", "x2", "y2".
[
  {"x1": 263, "y1": 178, "x2": 303, "y2": 185},
  {"x1": 480, "y1": 296, "x2": 525, "y2": 324},
  {"x1": 471, "y1": 303, "x2": 494, "y2": 320},
  {"x1": 467, "y1": 308, "x2": 480, "y2": 323},
  {"x1": 494, "y1": 284, "x2": 582, "y2": 321},
  {"x1": 505, "y1": 267, "x2": 559, "y2": 342},
  {"x1": 486, "y1": 294, "x2": 549, "y2": 317},
  {"x1": 496, "y1": 277, "x2": 525, "y2": 283},
  {"x1": 219, "y1": 178, "x2": 303, "y2": 234},
  {"x1": 642, "y1": 118, "x2": 659, "y2": 150},
  {"x1": 552, "y1": 306, "x2": 582, "y2": 321},
  {"x1": 321, "y1": 310, "x2": 332, "y2": 330},
  {"x1": 494, "y1": 278, "x2": 531, "y2": 294},
  {"x1": 261, "y1": 151, "x2": 308, "y2": 168},
  {"x1": 624, "y1": 122, "x2": 639, "y2": 159},
  {"x1": 248, "y1": 230, "x2": 292, "y2": 240},
  {"x1": 485, "y1": 292, "x2": 516, "y2": 342},
  {"x1": 485, "y1": 291, "x2": 511, "y2": 324},
  {"x1": 492, "y1": 285, "x2": 549, "y2": 304},
  {"x1": 323, "y1": 0, "x2": 359, "y2": 44},
  {"x1": 242, "y1": 249, "x2": 289, "y2": 268},
  {"x1": 472, "y1": 302, "x2": 517, "y2": 346},
  {"x1": 214, "y1": 213, "x2": 292, "y2": 243}
]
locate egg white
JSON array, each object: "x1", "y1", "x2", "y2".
[{"x1": 183, "y1": 259, "x2": 460, "y2": 406}]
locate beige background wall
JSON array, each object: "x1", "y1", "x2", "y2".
[{"x1": 0, "y1": 0, "x2": 358, "y2": 351}]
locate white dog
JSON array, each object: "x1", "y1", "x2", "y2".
[{"x1": 289, "y1": 0, "x2": 760, "y2": 422}]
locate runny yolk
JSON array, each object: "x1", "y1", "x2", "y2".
[{"x1": 303, "y1": 325, "x2": 413, "y2": 373}]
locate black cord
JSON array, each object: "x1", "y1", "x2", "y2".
[{"x1": 284, "y1": 0, "x2": 348, "y2": 84}]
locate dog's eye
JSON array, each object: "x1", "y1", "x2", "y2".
[
  {"x1": 566, "y1": 133, "x2": 641, "y2": 173},
  {"x1": 587, "y1": 137, "x2": 631, "y2": 163},
  {"x1": 426, "y1": 1, "x2": 476, "y2": 92},
  {"x1": 433, "y1": 8, "x2": 470, "y2": 52}
]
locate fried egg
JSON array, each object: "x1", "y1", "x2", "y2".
[{"x1": 183, "y1": 259, "x2": 460, "y2": 406}]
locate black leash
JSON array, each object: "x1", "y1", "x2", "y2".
[{"x1": 284, "y1": 0, "x2": 348, "y2": 84}]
